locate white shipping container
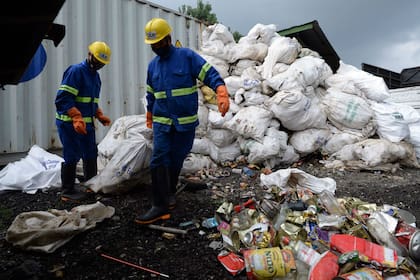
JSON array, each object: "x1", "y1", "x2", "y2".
[
  {"x1": 0, "y1": 0, "x2": 204, "y2": 161},
  {"x1": 387, "y1": 86, "x2": 420, "y2": 114}
]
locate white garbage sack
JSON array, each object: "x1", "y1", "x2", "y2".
[
  {"x1": 201, "y1": 24, "x2": 235, "y2": 61},
  {"x1": 191, "y1": 137, "x2": 241, "y2": 163},
  {"x1": 267, "y1": 56, "x2": 332, "y2": 91},
  {"x1": 260, "y1": 168, "x2": 336, "y2": 194},
  {"x1": 322, "y1": 126, "x2": 366, "y2": 155},
  {"x1": 261, "y1": 36, "x2": 301, "y2": 79},
  {"x1": 240, "y1": 23, "x2": 279, "y2": 45},
  {"x1": 265, "y1": 89, "x2": 327, "y2": 131},
  {"x1": 324, "y1": 138, "x2": 420, "y2": 169},
  {"x1": 235, "y1": 88, "x2": 269, "y2": 107},
  {"x1": 325, "y1": 62, "x2": 390, "y2": 102},
  {"x1": 208, "y1": 109, "x2": 234, "y2": 129},
  {"x1": 408, "y1": 122, "x2": 420, "y2": 160},
  {"x1": 231, "y1": 59, "x2": 259, "y2": 77},
  {"x1": 206, "y1": 128, "x2": 237, "y2": 148},
  {"x1": 200, "y1": 53, "x2": 230, "y2": 78},
  {"x1": 227, "y1": 42, "x2": 268, "y2": 63},
  {"x1": 371, "y1": 101, "x2": 420, "y2": 142},
  {"x1": 264, "y1": 145, "x2": 300, "y2": 169},
  {"x1": 240, "y1": 128, "x2": 289, "y2": 164},
  {"x1": 224, "y1": 106, "x2": 273, "y2": 142},
  {"x1": 181, "y1": 153, "x2": 217, "y2": 175},
  {"x1": 322, "y1": 88, "x2": 374, "y2": 130},
  {"x1": 0, "y1": 145, "x2": 63, "y2": 194},
  {"x1": 196, "y1": 104, "x2": 209, "y2": 138},
  {"x1": 289, "y1": 128, "x2": 331, "y2": 156},
  {"x1": 6, "y1": 202, "x2": 114, "y2": 253},
  {"x1": 84, "y1": 115, "x2": 153, "y2": 194}
]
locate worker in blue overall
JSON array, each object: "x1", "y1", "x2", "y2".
[
  {"x1": 135, "y1": 18, "x2": 230, "y2": 224},
  {"x1": 55, "y1": 41, "x2": 112, "y2": 202}
]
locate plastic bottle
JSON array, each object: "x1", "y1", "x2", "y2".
[
  {"x1": 318, "y1": 190, "x2": 347, "y2": 216},
  {"x1": 282, "y1": 236, "x2": 321, "y2": 267},
  {"x1": 366, "y1": 217, "x2": 409, "y2": 257},
  {"x1": 272, "y1": 204, "x2": 290, "y2": 231}
]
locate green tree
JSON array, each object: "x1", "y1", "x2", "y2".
[
  {"x1": 178, "y1": 1, "x2": 243, "y2": 41},
  {"x1": 179, "y1": 0, "x2": 217, "y2": 25},
  {"x1": 232, "y1": 31, "x2": 243, "y2": 43}
]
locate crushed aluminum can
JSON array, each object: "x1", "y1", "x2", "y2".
[
  {"x1": 257, "y1": 199, "x2": 279, "y2": 220},
  {"x1": 395, "y1": 220, "x2": 420, "y2": 262},
  {"x1": 217, "y1": 221, "x2": 241, "y2": 252},
  {"x1": 279, "y1": 222, "x2": 307, "y2": 242},
  {"x1": 335, "y1": 267, "x2": 383, "y2": 280},
  {"x1": 409, "y1": 231, "x2": 420, "y2": 263},
  {"x1": 238, "y1": 222, "x2": 275, "y2": 249},
  {"x1": 345, "y1": 223, "x2": 371, "y2": 240}
]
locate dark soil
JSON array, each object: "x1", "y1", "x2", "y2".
[{"x1": 1, "y1": 157, "x2": 420, "y2": 280}]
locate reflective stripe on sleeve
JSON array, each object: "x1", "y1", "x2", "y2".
[
  {"x1": 154, "y1": 86, "x2": 198, "y2": 99},
  {"x1": 55, "y1": 113, "x2": 93, "y2": 123},
  {"x1": 58, "y1": 85, "x2": 79, "y2": 96},
  {"x1": 198, "y1": 62, "x2": 211, "y2": 82},
  {"x1": 172, "y1": 85, "x2": 198, "y2": 97}
]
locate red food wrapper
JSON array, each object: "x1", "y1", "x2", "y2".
[
  {"x1": 217, "y1": 250, "x2": 245, "y2": 276},
  {"x1": 330, "y1": 234, "x2": 397, "y2": 268},
  {"x1": 309, "y1": 250, "x2": 339, "y2": 280}
]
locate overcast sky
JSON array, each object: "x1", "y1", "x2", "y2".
[{"x1": 149, "y1": 0, "x2": 420, "y2": 73}]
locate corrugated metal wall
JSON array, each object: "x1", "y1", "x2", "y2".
[
  {"x1": 0, "y1": 0, "x2": 204, "y2": 156},
  {"x1": 388, "y1": 86, "x2": 420, "y2": 113}
]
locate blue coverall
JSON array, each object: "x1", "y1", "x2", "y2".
[
  {"x1": 146, "y1": 45, "x2": 225, "y2": 170},
  {"x1": 55, "y1": 60, "x2": 101, "y2": 164}
]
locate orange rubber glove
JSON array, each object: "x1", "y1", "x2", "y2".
[
  {"x1": 67, "y1": 107, "x2": 87, "y2": 135},
  {"x1": 95, "y1": 108, "x2": 111, "y2": 126},
  {"x1": 146, "y1": 111, "x2": 152, "y2": 129},
  {"x1": 216, "y1": 85, "x2": 230, "y2": 117}
]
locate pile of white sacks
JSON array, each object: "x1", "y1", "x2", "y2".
[{"x1": 188, "y1": 23, "x2": 420, "y2": 171}]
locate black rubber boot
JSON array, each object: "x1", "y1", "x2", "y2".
[
  {"x1": 83, "y1": 158, "x2": 98, "y2": 181},
  {"x1": 78, "y1": 158, "x2": 97, "y2": 193},
  {"x1": 135, "y1": 166, "x2": 171, "y2": 224},
  {"x1": 168, "y1": 167, "x2": 181, "y2": 210},
  {"x1": 61, "y1": 162, "x2": 88, "y2": 202}
]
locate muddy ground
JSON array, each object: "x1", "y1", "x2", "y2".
[{"x1": 1, "y1": 155, "x2": 420, "y2": 280}]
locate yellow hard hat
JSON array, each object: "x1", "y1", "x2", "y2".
[
  {"x1": 144, "y1": 18, "x2": 172, "y2": 44},
  {"x1": 88, "y1": 41, "x2": 111, "y2": 64}
]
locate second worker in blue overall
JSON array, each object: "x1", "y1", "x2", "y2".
[
  {"x1": 135, "y1": 18, "x2": 230, "y2": 224},
  {"x1": 55, "y1": 41, "x2": 112, "y2": 202}
]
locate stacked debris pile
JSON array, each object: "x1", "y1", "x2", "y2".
[
  {"x1": 187, "y1": 22, "x2": 420, "y2": 173},
  {"x1": 83, "y1": 23, "x2": 420, "y2": 193},
  {"x1": 202, "y1": 167, "x2": 420, "y2": 279}
]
